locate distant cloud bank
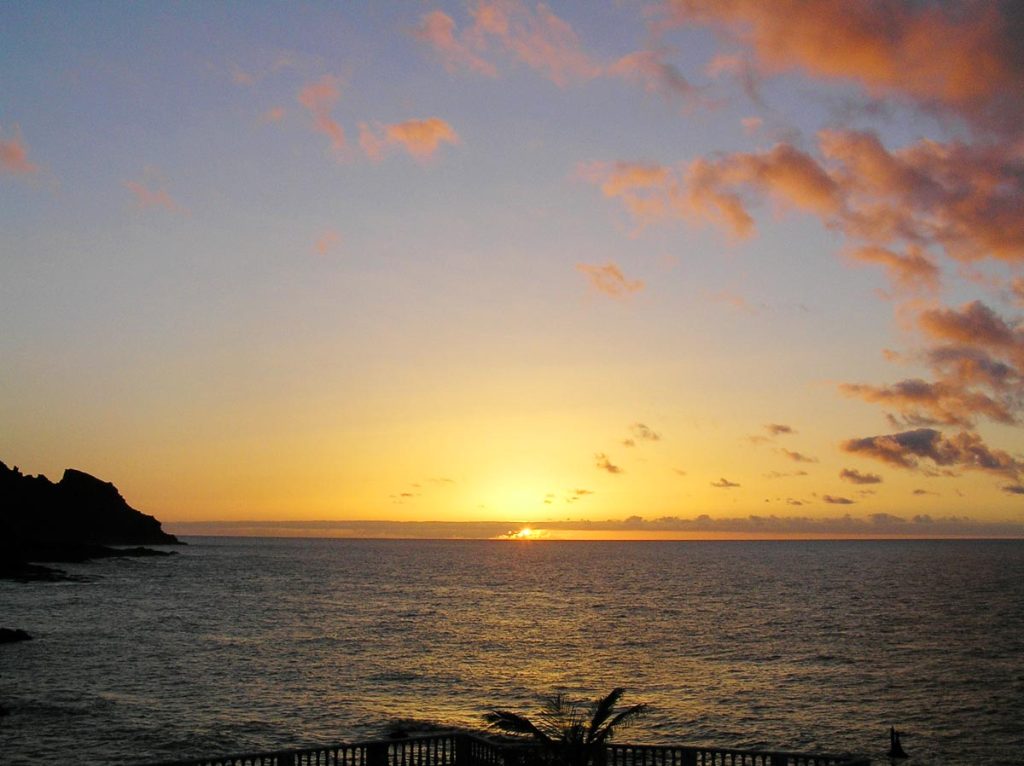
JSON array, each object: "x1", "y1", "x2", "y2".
[{"x1": 166, "y1": 514, "x2": 1024, "y2": 540}]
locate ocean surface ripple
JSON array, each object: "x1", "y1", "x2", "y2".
[{"x1": 1, "y1": 538, "x2": 1022, "y2": 766}]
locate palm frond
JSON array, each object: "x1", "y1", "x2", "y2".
[
  {"x1": 483, "y1": 711, "x2": 555, "y2": 744},
  {"x1": 591, "y1": 703, "x2": 649, "y2": 745},
  {"x1": 586, "y1": 688, "x2": 626, "y2": 743}
]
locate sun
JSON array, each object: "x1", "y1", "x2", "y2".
[{"x1": 509, "y1": 526, "x2": 540, "y2": 540}]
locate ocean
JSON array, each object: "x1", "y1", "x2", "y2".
[{"x1": 1, "y1": 538, "x2": 1022, "y2": 765}]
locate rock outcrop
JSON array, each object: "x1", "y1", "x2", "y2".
[{"x1": 0, "y1": 461, "x2": 181, "y2": 578}]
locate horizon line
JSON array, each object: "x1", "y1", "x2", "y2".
[{"x1": 164, "y1": 517, "x2": 1024, "y2": 542}]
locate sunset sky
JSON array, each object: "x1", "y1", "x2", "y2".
[{"x1": 3, "y1": 1, "x2": 1024, "y2": 538}]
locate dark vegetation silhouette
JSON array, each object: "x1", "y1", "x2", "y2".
[{"x1": 484, "y1": 688, "x2": 648, "y2": 766}]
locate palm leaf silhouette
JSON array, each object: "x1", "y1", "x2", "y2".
[{"x1": 484, "y1": 688, "x2": 648, "y2": 766}]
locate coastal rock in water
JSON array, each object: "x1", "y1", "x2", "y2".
[{"x1": 0, "y1": 628, "x2": 33, "y2": 644}]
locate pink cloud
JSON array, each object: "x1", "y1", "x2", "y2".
[
  {"x1": 385, "y1": 118, "x2": 459, "y2": 160},
  {"x1": 600, "y1": 130, "x2": 1024, "y2": 266},
  {"x1": 413, "y1": 10, "x2": 497, "y2": 76},
  {"x1": 313, "y1": 228, "x2": 341, "y2": 257},
  {"x1": 658, "y1": 0, "x2": 1024, "y2": 135},
  {"x1": 261, "y1": 107, "x2": 286, "y2": 123},
  {"x1": 608, "y1": 49, "x2": 701, "y2": 105},
  {"x1": 576, "y1": 262, "x2": 644, "y2": 299},
  {"x1": 297, "y1": 75, "x2": 345, "y2": 154},
  {"x1": 918, "y1": 300, "x2": 1020, "y2": 350},
  {"x1": 579, "y1": 160, "x2": 680, "y2": 231},
  {"x1": 845, "y1": 245, "x2": 940, "y2": 295},
  {"x1": 413, "y1": 1, "x2": 599, "y2": 86},
  {"x1": 0, "y1": 127, "x2": 38, "y2": 175},
  {"x1": 473, "y1": 0, "x2": 601, "y2": 86},
  {"x1": 359, "y1": 118, "x2": 459, "y2": 162},
  {"x1": 123, "y1": 179, "x2": 184, "y2": 214}
]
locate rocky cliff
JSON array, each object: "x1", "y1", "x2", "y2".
[{"x1": 1, "y1": 461, "x2": 180, "y2": 569}]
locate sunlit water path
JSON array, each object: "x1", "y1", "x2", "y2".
[{"x1": 2, "y1": 538, "x2": 1022, "y2": 765}]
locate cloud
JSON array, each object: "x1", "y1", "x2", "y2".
[
  {"x1": 845, "y1": 245, "x2": 940, "y2": 295},
  {"x1": 610, "y1": 131, "x2": 1024, "y2": 266},
  {"x1": 926, "y1": 346, "x2": 1018, "y2": 390},
  {"x1": 686, "y1": 143, "x2": 842, "y2": 237},
  {"x1": 297, "y1": 75, "x2": 346, "y2": 154},
  {"x1": 918, "y1": 300, "x2": 1020, "y2": 349},
  {"x1": 576, "y1": 262, "x2": 644, "y2": 299},
  {"x1": 230, "y1": 64, "x2": 255, "y2": 87},
  {"x1": 413, "y1": 10, "x2": 497, "y2": 76},
  {"x1": 261, "y1": 107, "x2": 286, "y2": 123},
  {"x1": 470, "y1": 0, "x2": 601, "y2": 86},
  {"x1": 656, "y1": 0, "x2": 1024, "y2": 136},
  {"x1": 841, "y1": 428, "x2": 1023, "y2": 477},
  {"x1": 765, "y1": 423, "x2": 795, "y2": 436},
  {"x1": 841, "y1": 378, "x2": 1016, "y2": 428},
  {"x1": 0, "y1": 127, "x2": 38, "y2": 175},
  {"x1": 823, "y1": 494, "x2": 855, "y2": 505},
  {"x1": 595, "y1": 453, "x2": 623, "y2": 474},
  {"x1": 414, "y1": 1, "x2": 599, "y2": 86},
  {"x1": 577, "y1": 160, "x2": 678, "y2": 231},
  {"x1": 629, "y1": 423, "x2": 662, "y2": 442},
  {"x1": 608, "y1": 49, "x2": 702, "y2": 105},
  {"x1": 123, "y1": 179, "x2": 184, "y2": 214},
  {"x1": 840, "y1": 468, "x2": 882, "y2": 485},
  {"x1": 1002, "y1": 484, "x2": 1024, "y2": 495},
  {"x1": 313, "y1": 228, "x2": 341, "y2": 257},
  {"x1": 360, "y1": 118, "x2": 460, "y2": 162},
  {"x1": 780, "y1": 448, "x2": 817, "y2": 463},
  {"x1": 169, "y1": 513, "x2": 1024, "y2": 539},
  {"x1": 764, "y1": 470, "x2": 808, "y2": 479},
  {"x1": 711, "y1": 477, "x2": 740, "y2": 488}
]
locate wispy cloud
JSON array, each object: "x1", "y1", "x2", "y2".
[
  {"x1": 313, "y1": 228, "x2": 341, "y2": 257},
  {"x1": 298, "y1": 75, "x2": 346, "y2": 155},
  {"x1": 765, "y1": 423, "x2": 795, "y2": 436},
  {"x1": 608, "y1": 49, "x2": 702, "y2": 106},
  {"x1": 595, "y1": 453, "x2": 623, "y2": 474},
  {"x1": 413, "y1": 1, "x2": 600, "y2": 86},
  {"x1": 1, "y1": 126, "x2": 38, "y2": 176},
  {"x1": 845, "y1": 245, "x2": 940, "y2": 296},
  {"x1": 629, "y1": 423, "x2": 661, "y2": 442},
  {"x1": 780, "y1": 449, "x2": 817, "y2": 463},
  {"x1": 412, "y1": 10, "x2": 497, "y2": 76},
  {"x1": 576, "y1": 262, "x2": 644, "y2": 299},
  {"x1": 261, "y1": 106, "x2": 286, "y2": 124},
  {"x1": 123, "y1": 178, "x2": 184, "y2": 214},
  {"x1": 822, "y1": 494, "x2": 855, "y2": 505},
  {"x1": 360, "y1": 118, "x2": 460, "y2": 161},
  {"x1": 840, "y1": 468, "x2": 882, "y2": 485},
  {"x1": 711, "y1": 477, "x2": 740, "y2": 488}
]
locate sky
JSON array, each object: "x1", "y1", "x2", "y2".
[{"x1": 3, "y1": 1, "x2": 1024, "y2": 539}]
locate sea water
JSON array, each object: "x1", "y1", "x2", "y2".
[{"x1": 1, "y1": 538, "x2": 1022, "y2": 765}]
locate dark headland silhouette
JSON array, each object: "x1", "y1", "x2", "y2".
[{"x1": 0, "y1": 460, "x2": 181, "y2": 582}]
